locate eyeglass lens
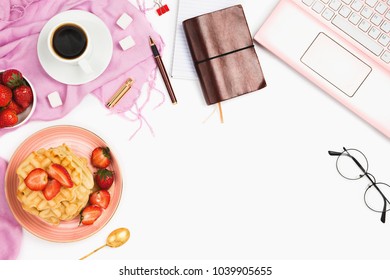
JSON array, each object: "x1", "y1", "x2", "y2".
[
  {"x1": 336, "y1": 149, "x2": 368, "y2": 180},
  {"x1": 364, "y1": 182, "x2": 390, "y2": 213}
]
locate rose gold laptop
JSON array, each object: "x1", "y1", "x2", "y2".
[{"x1": 255, "y1": 0, "x2": 390, "y2": 137}]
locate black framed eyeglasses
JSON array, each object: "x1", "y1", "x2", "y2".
[{"x1": 328, "y1": 147, "x2": 390, "y2": 223}]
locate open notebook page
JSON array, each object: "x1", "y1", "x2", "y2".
[{"x1": 171, "y1": 0, "x2": 241, "y2": 80}]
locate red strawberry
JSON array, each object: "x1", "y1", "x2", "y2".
[
  {"x1": 25, "y1": 168, "x2": 48, "y2": 191},
  {"x1": 47, "y1": 163, "x2": 74, "y2": 188},
  {"x1": 43, "y1": 179, "x2": 61, "y2": 200},
  {"x1": 0, "y1": 108, "x2": 18, "y2": 128},
  {"x1": 2, "y1": 69, "x2": 24, "y2": 89},
  {"x1": 13, "y1": 85, "x2": 33, "y2": 109},
  {"x1": 0, "y1": 84, "x2": 12, "y2": 107},
  {"x1": 91, "y1": 147, "x2": 111, "y2": 168},
  {"x1": 89, "y1": 190, "x2": 111, "y2": 209},
  {"x1": 80, "y1": 205, "x2": 103, "y2": 225},
  {"x1": 6, "y1": 100, "x2": 24, "y2": 114},
  {"x1": 94, "y1": 169, "x2": 114, "y2": 190},
  {"x1": 0, "y1": 72, "x2": 3, "y2": 85}
]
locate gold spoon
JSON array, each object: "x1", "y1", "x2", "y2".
[{"x1": 79, "y1": 228, "x2": 130, "y2": 260}]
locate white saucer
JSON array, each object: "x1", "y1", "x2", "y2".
[{"x1": 37, "y1": 10, "x2": 113, "y2": 85}]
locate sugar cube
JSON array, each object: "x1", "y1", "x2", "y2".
[
  {"x1": 47, "y1": 91, "x2": 63, "y2": 108},
  {"x1": 119, "y1": 35, "x2": 135, "y2": 51},
  {"x1": 116, "y1": 13, "x2": 133, "y2": 30}
]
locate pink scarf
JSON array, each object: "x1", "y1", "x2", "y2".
[
  {"x1": 0, "y1": 0, "x2": 164, "y2": 137},
  {"x1": 0, "y1": 158, "x2": 22, "y2": 260}
]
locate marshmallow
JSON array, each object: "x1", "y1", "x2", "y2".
[
  {"x1": 47, "y1": 91, "x2": 63, "y2": 108},
  {"x1": 119, "y1": 35, "x2": 136, "y2": 51},
  {"x1": 116, "y1": 13, "x2": 133, "y2": 30}
]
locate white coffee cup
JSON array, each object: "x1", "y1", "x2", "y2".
[{"x1": 47, "y1": 22, "x2": 93, "y2": 74}]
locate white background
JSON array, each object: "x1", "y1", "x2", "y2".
[{"x1": 1, "y1": 0, "x2": 390, "y2": 261}]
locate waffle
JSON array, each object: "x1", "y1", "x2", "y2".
[{"x1": 16, "y1": 144, "x2": 94, "y2": 225}]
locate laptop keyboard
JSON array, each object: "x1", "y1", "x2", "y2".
[{"x1": 302, "y1": 0, "x2": 390, "y2": 64}]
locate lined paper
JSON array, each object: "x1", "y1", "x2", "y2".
[{"x1": 171, "y1": 0, "x2": 241, "y2": 80}]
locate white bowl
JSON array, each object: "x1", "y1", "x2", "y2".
[{"x1": 1, "y1": 71, "x2": 36, "y2": 129}]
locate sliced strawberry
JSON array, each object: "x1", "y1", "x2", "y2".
[
  {"x1": 43, "y1": 179, "x2": 61, "y2": 200},
  {"x1": 25, "y1": 168, "x2": 48, "y2": 191},
  {"x1": 89, "y1": 190, "x2": 111, "y2": 209},
  {"x1": 91, "y1": 147, "x2": 111, "y2": 168},
  {"x1": 80, "y1": 205, "x2": 103, "y2": 225},
  {"x1": 94, "y1": 169, "x2": 114, "y2": 190},
  {"x1": 47, "y1": 163, "x2": 74, "y2": 188}
]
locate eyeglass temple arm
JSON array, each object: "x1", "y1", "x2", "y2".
[
  {"x1": 381, "y1": 204, "x2": 386, "y2": 223},
  {"x1": 328, "y1": 151, "x2": 342, "y2": 156},
  {"x1": 368, "y1": 179, "x2": 390, "y2": 203},
  {"x1": 342, "y1": 147, "x2": 368, "y2": 175},
  {"x1": 371, "y1": 182, "x2": 389, "y2": 223}
]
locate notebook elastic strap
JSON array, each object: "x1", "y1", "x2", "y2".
[{"x1": 195, "y1": 45, "x2": 254, "y2": 65}]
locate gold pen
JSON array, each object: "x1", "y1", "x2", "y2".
[{"x1": 106, "y1": 78, "x2": 134, "y2": 108}]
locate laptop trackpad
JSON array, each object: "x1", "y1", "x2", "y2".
[{"x1": 301, "y1": 33, "x2": 371, "y2": 97}]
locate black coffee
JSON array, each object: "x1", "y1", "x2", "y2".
[{"x1": 52, "y1": 24, "x2": 87, "y2": 59}]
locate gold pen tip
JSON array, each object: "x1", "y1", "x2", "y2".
[{"x1": 149, "y1": 36, "x2": 155, "y2": 45}]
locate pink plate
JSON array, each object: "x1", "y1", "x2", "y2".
[{"x1": 5, "y1": 125, "x2": 122, "y2": 242}]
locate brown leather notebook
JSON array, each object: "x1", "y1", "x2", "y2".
[{"x1": 183, "y1": 5, "x2": 266, "y2": 105}]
